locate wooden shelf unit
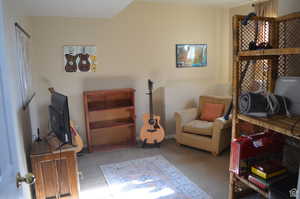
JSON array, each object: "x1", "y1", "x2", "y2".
[
  {"x1": 229, "y1": 13, "x2": 300, "y2": 199},
  {"x1": 84, "y1": 88, "x2": 136, "y2": 152}
]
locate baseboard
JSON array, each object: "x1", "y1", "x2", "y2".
[
  {"x1": 165, "y1": 134, "x2": 176, "y2": 139},
  {"x1": 82, "y1": 134, "x2": 176, "y2": 150}
]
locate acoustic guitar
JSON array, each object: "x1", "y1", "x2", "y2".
[
  {"x1": 70, "y1": 120, "x2": 84, "y2": 153},
  {"x1": 78, "y1": 47, "x2": 91, "y2": 72},
  {"x1": 140, "y1": 80, "x2": 165, "y2": 146}
]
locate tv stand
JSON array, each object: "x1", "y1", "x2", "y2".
[
  {"x1": 47, "y1": 130, "x2": 55, "y2": 136},
  {"x1": 31, "y1": 136, "x2": 79, "y2": 199},
  {"x1": 45, "y1": 133, "x2": 77, "y2": 151}
]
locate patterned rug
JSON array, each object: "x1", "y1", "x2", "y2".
[{"x1": 100, "y1": 155, "x2": 211, "y2": 199}]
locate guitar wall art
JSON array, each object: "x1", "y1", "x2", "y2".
[{"x1": 64, "y1": 46, "x2": 97, "y2": 73}]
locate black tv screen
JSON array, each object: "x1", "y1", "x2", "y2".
[{"x1": 49, "y1": 92, "x2": 72, "y2": 145}]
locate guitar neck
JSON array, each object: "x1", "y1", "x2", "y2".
[
  {"x1": 147, "y1": 79, "x2": 154, "y2": 120},
  {"x1": 149, "y1": 91, "x2": 153, "y2": 119}
]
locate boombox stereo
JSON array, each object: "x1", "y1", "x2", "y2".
[{"x1": 275, "y1": 76, "x2": 300, "y2": 116}]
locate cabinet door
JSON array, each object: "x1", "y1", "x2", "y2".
[{"x1": 32, "y1": 151, "x2": 79, "y2": 199}]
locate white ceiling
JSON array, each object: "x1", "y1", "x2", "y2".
[
  {"x1": 138, "y1": 0, "x2": 252, "y2": 7},
  {"x1": 23, "y1": 0, "x2": 251, "y2": 18},
  {"x1": 24, "y1": 0, "x2": 134, "y2": 18}
]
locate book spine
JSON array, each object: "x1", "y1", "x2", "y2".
[
  {"x1": 251, "y1": 167, "x2": 287, "y2": 179},
  {"x1": 248, "y1": 175, "x2": 268, "y2": 189},
  {"x1": 251, "y1": 167, "x2": 267, "y2": 179}
]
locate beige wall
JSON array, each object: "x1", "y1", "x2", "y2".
[
  {"x1": 30, "y1": 2, "x2": 230, "y2": 144},
  {"x1": 278, "y1": 0, "x2": 300, "y2": 16}
]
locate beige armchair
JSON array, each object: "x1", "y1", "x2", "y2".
[{"x1": 174, "y1": 96, "x2": 232, "y2": 156}]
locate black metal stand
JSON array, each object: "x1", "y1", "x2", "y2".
[{"x1": 141, "y1": 139, "x2": 161, "y2": 148}]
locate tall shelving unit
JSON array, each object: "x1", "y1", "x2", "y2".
[{"x1": 229, "y1": 13, "x2": 300, "y2": 198}]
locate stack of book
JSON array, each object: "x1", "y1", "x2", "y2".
[{"x1": 248, "y1": 160, "x2": 287, "y2": 190}]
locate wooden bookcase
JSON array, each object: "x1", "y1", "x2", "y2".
[
  {"x1": 83, "y1": 88, "x2": 136, "y2": 152},
  {"x1": 229, "y1": 13, "x2": 300, "y2": 198}
]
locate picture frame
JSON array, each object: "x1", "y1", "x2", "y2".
[
  {"x1": 176, "y1": 44, "x2": 207, "y2": 68},
  {"x1": 64, "y1": 45, "x2": 97, "y2": 72}
]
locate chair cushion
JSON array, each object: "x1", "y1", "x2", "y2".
[
  {"x1": 200, "y1": 103, "x2": 225, "y2": 122},
  {"x1": 183, "y1": 120, "x2": 213, "y2": 136}
]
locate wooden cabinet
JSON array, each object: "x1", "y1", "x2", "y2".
[
  {"x1": 83, "y1": 88, "x2": 136, "y2": 152},
  {"x1": 31, "y1": 141, "x2": 79, "y2": 199}
]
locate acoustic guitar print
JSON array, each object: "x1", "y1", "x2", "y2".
[
  {"x1": 64, "y1": 46, "x2": 78, "y2": 72},
  {"x1": 65, "y1": 54, "x2": 78, "y2": 72},
  {"x1": 78, "y1": 47, "x2": 91, "y2": 72}
]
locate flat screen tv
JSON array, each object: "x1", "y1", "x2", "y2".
[{"x1": 48, "y1": 91, "x2": 72, "y2": 145}]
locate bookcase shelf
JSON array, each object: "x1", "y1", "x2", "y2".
[
  {"x1": 239, "y1": 48, "x2": 300, "y2": 57},
  {"x1": 237, "y1": 114, "x2": 300, "y2": 140},
  {"x1": 88, "y1": 106, "x2": 134, "y2": 113},
  {"x1": 90, "y1": 119, "x2": 134, "y2": 131},
  {"x1": 88, "y1": 101, "x2": 133, "y2": 111},
  {"x1": 90, "y1": 124, "x2": 135, "y2": 134},
  {"x1": 84, "y1": 88, "x2": 136, "y2": 152}
]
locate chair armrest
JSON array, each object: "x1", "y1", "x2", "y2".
[
  {"x1": 213, "y1": 116, "x2": 232, "y2": 130},
  {"x1": 211, "y1": 116, "x2": 232, "y2": 155},
  {"x1": 174, "y1": 108, "x2": 198, "y2": 135},
  {"x1": 174, "y1": 108, "x2": 198, "y2": 126}
]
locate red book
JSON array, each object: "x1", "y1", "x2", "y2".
[
  {"x1": 248, "y1": 174, "x2": 288, "y2": 190},
  {"x1": 248, "y1": 175, "x2": 268, "y2": 190}
]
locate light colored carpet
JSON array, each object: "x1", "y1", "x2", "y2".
[
  {"x1": 78, "y1": 139, "x2": 230, "y2": 199},
  {"x1": 100, "y1": 155, "x2": 212, "y2": 199}
]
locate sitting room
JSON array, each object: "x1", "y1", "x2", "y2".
[{"x1": 1, "y1": 0, "x2": 300, "y2": 199}]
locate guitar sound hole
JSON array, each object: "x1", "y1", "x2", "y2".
[{"x1": 148, "y1": 119, "x2": 155, "y2": 125}]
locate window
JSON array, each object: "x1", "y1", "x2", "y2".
[{"x1": 15, "y1": 24, "x2": 34, "y2": 109}]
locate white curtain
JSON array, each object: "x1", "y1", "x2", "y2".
[
  {"x1": 15, "y1": 26, "x2": 33, "y2": 109},
  {"x1": 255, "y1": 0, "x2": 278, "y2": 17}
]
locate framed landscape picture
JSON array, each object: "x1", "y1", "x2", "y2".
[{"x1": 176, "y1": 44, "x2": 207, "y2": 68}]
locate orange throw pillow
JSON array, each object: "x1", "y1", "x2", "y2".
[{"x1": 200, "y1": 103, "x2": 225, "y2": 122}]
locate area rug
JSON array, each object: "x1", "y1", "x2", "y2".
[{"x1": 100, "y1": 155, "x2": 211, "y2": 199}]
